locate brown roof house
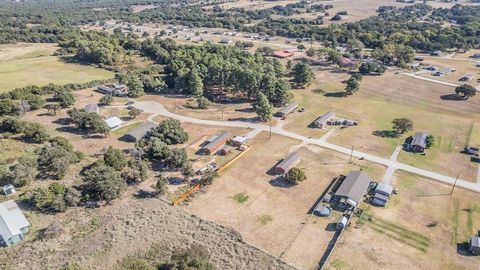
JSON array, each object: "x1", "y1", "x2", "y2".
[
  {"x1": 202, "y1": 132, "x2": 231, "y2": 155},
  {"x1": 275, "y1": 152, "x2": 301, "y2": 174}
]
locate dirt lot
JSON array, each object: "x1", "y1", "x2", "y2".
[
  {"x1": 328, "y1": 171, "x2": 480, "y2": 270},
  {"x1": 186, "y1": 131, "x2": 385, "y2": 270}
]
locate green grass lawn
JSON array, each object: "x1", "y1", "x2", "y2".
[{"x1": 0, "y1": 46, "x2": 114, "y2": 93}]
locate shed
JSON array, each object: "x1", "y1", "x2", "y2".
[
  {"x1": 313, "y1": 204, "x2": 332, "y2": 217},
  {"x1": 332, "y1": 171, "x2": 372, "y2": 209},
  {"x1": 459, "y1": 74, "x2": 473, "y2": 82},
  {"x1": 2, "y1": 184, "x2": 15, "y2": 196},
  {"x1": 122, "y1": 122, "x2": 157, "y2": 142},
  {"x1": 0, "y1": 200, "x2": 30, "y2": 246},
  {"x1": 217, "y1": 145, "x2": 233, "y2": 156},
  {"x1": 273, "y1": 50, "x2": 294, "y2": 59},
  {"x1": 203, "y1": 132, "x2": 231, "y2": 155},
  {"x1": 104, "y1": 117, "x2": 124, "y2": 129},
  {"x1": 336, "y1": 216, "x2": 348, "y2": 230},
  {"x1": 275, "y1": 152, "x2": 301, "y2": 174},
  {"x1": 411, "y1": 132, "x2": 429, "y2": 153},
  {"x1": 277, "y1": 102, "x2": 298, "y2": 117},
  {"x1": 470, "y1": 236, "x2": 480, "y2": 255},
  {"x1": 84, "y1": 104, "x2": 99, "y2": 113},
  {"x1": 338, "y1": 57, "x2": 355, "y2": 67},
  {"x1": 230, "y1": 136, "x2": 248, "y2": 147},
  {"x1": 372, "y1": 193, "x2": 389, "y2": 206},
  {"x1": 375, "y1": 183, "x2": 393, "y2": 197},
  {"x1": 313, "y1": 111, "x2": 336, "y2": 128}
]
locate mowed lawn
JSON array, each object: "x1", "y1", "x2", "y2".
[{"x1": 0, "y1": 43, "x2": 114, "y2": 93}]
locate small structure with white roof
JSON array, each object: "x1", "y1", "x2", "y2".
[
  {"x1": 0, "y1": 200, "x2": 30, "y2": 246},
  {"x1": 2, "y1": 184, "x2": 16, "y2": 196},
  {"x1": 104, "y1": 117, "x2": 124, "y2": 129}
]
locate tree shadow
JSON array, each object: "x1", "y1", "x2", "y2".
[
  {"x1": 235, "y1": 107, "x2": 254, "y2": 113},
  {"x1": 227, "y1": 116, "x2": 258, "y2": 123},
  {"x1": 266, "y1": 160, "x2": 282, "y2": 176},
  {"x1": 440, "y1": 94, "x2": 466, "y2": 101},
  {"x1": 55, "y1": 126, "x2": 85, "y2": 135},
  {"x1": 134, "y1": 189, "x2": 157, "y2": 199},
  {"x1": 269, "y1": 176, "x2": 294, "y2": 188},
  {"x1": 325, "y1": 223, "x2": 337, "y2": 231},
  {"x1": 324, "y1": 92, "x2": 346, "y2": 98},
  {"x1": 372, "y1": 130, "x2": 398, "y2": 138},
  {"x1": 52, "y1": 118, "x2": 71, "y2": 125}
]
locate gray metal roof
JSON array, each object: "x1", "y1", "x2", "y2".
[
  {"x1": 375, "y1": 183, "x2": 393, "y2": 196},
  {"x1": 471, "y1": 236, "x2": 480, "y2": 248},
  {"x1": 84, "y1": 104, "x2": 99, "y2": 113},
  {"x1": 203, "y1": 132, "x2": 231, "y2": 152},
  {"x1": 314, "y1": 111, "x2": 335, "y2": 126},
  {"x1": 412, "y1": 132, "x2": 428, "y2": 149},
  {"x1": 276, "y1": 152, "x2": 301, "y2": 172},
  {"x1": 125, "y1": 122, "x2": 157, "y2": 141},
  {"x1": 335, "y1": 171, "x2": 371, "y2": 204},
  {"x1": 278, "y1": 102, "x2": 298, "y2": 116},
  {"x1": 0, "y1": 200, "x2": 30, "y2": 241}
]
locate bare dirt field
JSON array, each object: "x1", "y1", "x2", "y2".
[
  {"x1": 327, "y1": 171, "x2": 480, "y2": 270},
  {"x1": 186, "y1": 131, "x2": 385, "y2": 270}
]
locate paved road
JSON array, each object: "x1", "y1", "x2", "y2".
[
  {"x1": 135, "y1": 101, "x2": 480, "y2": 193},
  {"x1": 402, "y1": 72, "x2": 460, "y2": 87}
]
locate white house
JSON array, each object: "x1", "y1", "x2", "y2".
[
  {"x1": 0, "y1": 200, "x2": 30, "y2": 246},
  {"x1": 2, "y1": 184, "x2": 16, "y2": 196},
  {"x1": 104, "y1": 117, "x2": 124, "y2": 129}
]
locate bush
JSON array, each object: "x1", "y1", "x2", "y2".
[
  {"x1": 145, "y1": 119, "x2": 189, "y2": 145},
  {"x1": 170, "y1": 245, "x2": 214, "y2": 270},
  {"x1": 82, "y1": 162, "x2": 126, "y2": 202}
]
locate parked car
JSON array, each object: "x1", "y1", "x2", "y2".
[{"x1": 464, "y1": 146, "x2": 479, "y2": 155}]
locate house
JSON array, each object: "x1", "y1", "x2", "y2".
[
  {"x1": 471, "y1": 53, "x2": 480, "y2": 59},
  {"x1": 229, "y1": 136, "x2": 249, "y2": 147},
  {"x1": 313, "y1": 111, "x2": 336, "y2": 128},
  {"x1": 0, "y1": 200, "x2": 30, "y2": 247},
  {"x1": 217, "y1": 145, "x2": 232, "y2": 156},
  {"x1": 313, "y1": 204, "x2": 332, "y2": 217},
  {"x1": 2, "y1": 184, "x2": 16, "y2": 196},
  {"x1": 430, "y1": 50, "x2": 443, "y2": 56},
  {"x1": 219, "y1": 38, "x2": 232, "y2": 44},
  {"x1": 203, "y1": 132, "x2": 231, "y2": 155},
  {"x1": 411, "y1": 132, "x2": 429, "y2": 153},
  {"x1": 96, "y1": 84, "x2": 128, "y2": 97},
  {"x1": 371, "y1": 183, "x2": 393, "y2": 206},
  {"x1": 273, "y1": 50, "x2": 294, "y2": 59},
  {"x1": 338, "y1": 57, "x2": 355, "y2": 67},
  {"x1": 104, "y1": 117, "x2": 124, "y2": 129},
  {"x1": 122, "y1": 122, "x2": 156, "y2": 142},
  {"x1": 276, "y1": 102, "x2": 298, "y2": 117},
  {"x1": 84, "y1": 104, "x2": 99, "y2": 113},
  {"x1": 470, "y1": 236, "x2": 480, "y2": 255},
  {"x1": 332, "y1": 171, "x2": 372, "y2": 209},
  {"x1": 275, "y1": 152, "x2": 300, "y2": 174}
]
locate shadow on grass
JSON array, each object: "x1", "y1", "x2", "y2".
[
  {"x1": 440, "y1": 94, "x2": 467, "y2": 101},
  {"x1": 324, "y1": 92, "x2": 346, "y2": 98},
  {"x1": 269, "y1": 176, "x2": 294, "y2": 188},
  {"x1": 134, "y1": 189, "x2": 157, "y2": 199},
  {"x1": 372, "y1": 130, "x2": 399, "y2": 138},
  {"x1": 457, "y1": 242, "x2": 475, "y2": 256}
]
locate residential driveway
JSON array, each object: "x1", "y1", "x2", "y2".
[{"x1": 134, "y1": 101, "x2": 480, "y2": 193}]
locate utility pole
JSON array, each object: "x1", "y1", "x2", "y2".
[
  {"x1": 174, "y1": 97, "x2": 176, "y2": 112},
  {"x1": 221, "y1": 106, "x2": 224, "y2": 120},
  {"x1": 349, "y1": 145, "x2": 354, "y2": 164},
  {"x1": 269, "y1": 121, "x2": 272, "y2": 139},
  {"x1": 450, "y1": 175, "x2": 459, "y2": 195}
]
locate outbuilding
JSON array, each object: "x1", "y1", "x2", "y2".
[
  {"x1": 275, "y1": 152, "x2": 301, "y2": 174},
  {"x1": 2, "y1": 184, "x2": 15, "y2": 196},
  {"x1": 313, "y1": 204, "x2": 332, "y2": 217},
  {"x1": 313, "y1": 111, "x2": 336, "y2": 128},
  {"x1": 104, "y1": 116, "x2": 124, "y2": 129},
  {"x1": 336, "y1": 216, "x2": 348, "y2": 230},
  {"x1": 217, "y1": 145, "x2": 233, "y2": 156},
  {"x1": 273, "y1": 50, "x2": 294, "y2": 59},
  {"x1": 229, "y1": 136, "x2": 249, "y2": 147},
  {"x1": 203, "y1": 132, "x2": 231, "y2": 155},
  {"x1": 0, "y1": 200, "x2": 30, "y2": 247},
  {"x1": 411, "y1": 132, "x2": 429, "y2": 153},
  {"x1": 276, "y1": 102, "x2": 298, "y2": 117},
  {"x1": 84, "y1": 104, "x2": 99, "y2": 113},
  {"x1": 338, "y1": 57, "x2": 355, "y2": 67},
  {"x1": 332, "y1": 171, "x2": 372, "y2": 209},
  {"x1": 470, "y1": 236, "x2": 480, "y2": 255},
  {"x1": 122, "y1": 122, "x2": 157, "y2": 142}
]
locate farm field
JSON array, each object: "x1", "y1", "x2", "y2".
[
  {"x1": 186, "y1": 131, "x2": 385, "y2": 270},
  {"x1": 0, "y1": 43, "x2": 114, "y2": 93},
  {"x1": 278, "y1": 67, "x2": 479, "y2": 181},
  {"x1": 328, "y1": 171, "x2": 480, "y2": 270}
]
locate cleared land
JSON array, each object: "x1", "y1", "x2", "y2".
[
  {"x1": 328, "y1": 171, "x2": 480, "y2": 270},
  {"x1": 0, "y1": 43, "x2": 114, "y2": 92},
  {"x1": 186, "y1": 131, "x2": 385, "y2": 270}
]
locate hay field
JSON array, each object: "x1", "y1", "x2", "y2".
[{"x1": 0, "y1": 43, "x2": 114, "y2": 93}]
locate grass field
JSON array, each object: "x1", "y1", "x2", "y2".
[
  {"x1": 329, "y1": 171, "x2": 480, "y2": 270},
  {"x1": 0, "y1": 43, "x2": 114, "y2": 93}
]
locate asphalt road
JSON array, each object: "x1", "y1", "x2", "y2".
[{"x1": 134, "y1": 101, "x2": 480, "y2": 193}]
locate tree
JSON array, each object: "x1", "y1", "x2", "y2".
[
  {"x1": 22, "y1": 123, "x2": 50, "y2": 143},
  {"x1": 426, "y1": 135, "x2": 435, "y2": 148},
  {"x1": 455, "y1": 84, "x2": 476, "y2": 99},
  {"x1": 331, "y1": 14, "x2": 342, "y2": 21},
  {"x1": 123, "y1": 159, "x2": 150, "y2": 184},
  {"x1": 155, "y1": 174, "x2": 168, "y2": 196},
  {"x1": 286, "y1": 60, "x2": 293, "y2": 70},
  {"x1": 99, "y1": 95, "x2": 114, "y2": 105},
  {"x1": 297, "y1": 44, "x2": 306, "y2": 51},
  {"x1": 306, "y1": 48, "x2": 316, "y2": 57},
  {"x1": 128, "y1": 108, "x2": 142, "y2": 119},
  {"x1": 292, "y1": 63, "x2": 315, "y2": 88},
  {"x1": 270, "y1": 79, "x2": 292, "y2": 107},
  {"x1": 254, "y1": 93, "x2": 273, "y2": 122},
  {"x1": 196, "y1": 97, "x2": 210, "y2": 109},
  {"x1": 10, "y1": 157, "x2": 38, "y2": 187},
  {"x1": 203, "y1": 169, "x2": 218, "y2": 185},
  {"x1": 0, "y1": 117, "x2": 24, "y2": 134},
  {"x1": 392, "y1": 118, "x2": 414, "y2": 135},
  {"x1": 166, "y1": 148, "x2": 189, "y2": 169},
  {"x1": 147, "y1": 138, "x2": 173, "y2": 161},
  {"x1": 37, "y1": 143, "x2": 78, "y2": 179},
  {"x1": 185, "y1": 69, "x2": 203, "y2": 97},
  {"x1": 359, "y1": 62, "x2": 386, "y2": 75},
  {"x1": 285, "y1": 167, "x2": 306, "y2": 185},
  {"x1": 32, "y1": 183, "x2": 69, "y2": 213},
  {"x1": 83, "y1": 163, "x2": 126, "y2": 202},
  {"x1": 0, "y1": 99, "x2": 17, "y2": 116},
  {"x1": 181, "y1": 161, "x2": 195, "y2": 181},
  {"x1": 345, "y1": 77, "x2": 360, "y2": 95},
  {"x1": 145, "y1": 119, "x2": 189, "y2": 145},
  {"x1": 45, "y1": 103, "x2": 61, "y2": 115},
  {"x1": 127, "y1": 76, "x2": 145, "y2": 98},
  {"x1": 104, "y1": 146, "x2": 127, "y2": 170},
  {"x1": 255, "y1": 46, "x2": 274, "y2": 56},
  {"x1": 54, "y1": 90, "x2": 75, "y2": 107}
]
